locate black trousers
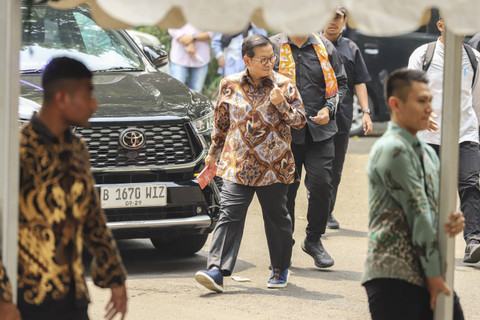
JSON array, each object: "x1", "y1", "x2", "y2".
[
  {"x1": 18, "y1": 285, "x2": 89, "y2": 320},
  {"x1": 330, "y1": 131, "x2": 350, "y2": 215},
  {"x1": 207, "y1": 180, "x2": 292, "y2": 275},
  {"x1": 364, "y1": 278, "x2": 464, "y2": 320},
  {"x1": 429, "y1": 142, "x2": 480, "y2": 243},
  {"x1": 286, "y1": 136, "x2": 334, "y2": 241},
  {"x1": 20, "y1": 302, "x2": 89, "y2": 320}
]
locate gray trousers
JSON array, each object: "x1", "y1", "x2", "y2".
[{"x1": 207, "y1": 180, "x2": 292, "y2": 275}]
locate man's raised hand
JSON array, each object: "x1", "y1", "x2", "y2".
[{"x1": 270, "y1": 84, "x2": 284, "y2": 106}]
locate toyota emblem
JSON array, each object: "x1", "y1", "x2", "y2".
[{"x1": 119, "y1": 128, "x2": 146, "y2": 150}]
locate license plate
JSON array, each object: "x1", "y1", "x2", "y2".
[{"x1": 100, "y1": 184, "x2": 167, "y2": 209}]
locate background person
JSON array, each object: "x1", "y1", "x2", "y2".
[
  {"x1": 362, "y1": 68, "x2": 465, "y2": 320},
  {"x1": 270, "y1": 31, "x2": 348, "y2": 269},
  {"x1": 194, "y1": 34, "x2": 306, "y2": 292},
  {"x1": 408, "y1": 18, "x2": 480, "y2": 264},
  {"x1": 168, "y1": 23, "x2": 213, "y2": 93},
  {"x1": 0, "y1": 57, "x2": 127, "y2": 320},
  {"x1": 211, "y1": 23, "x2": 267, "y2": 77},
  {"x1": 322, "y1": 6, "x2": 373, "y2": 229}
]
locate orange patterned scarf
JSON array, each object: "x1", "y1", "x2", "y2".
[{"x1": 278, "y1": 33, "x2": 338, "y2": 99}]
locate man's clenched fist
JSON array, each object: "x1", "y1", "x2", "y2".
[{"x1": 270, "y1": 87, "x2": 284, "y2": 106}]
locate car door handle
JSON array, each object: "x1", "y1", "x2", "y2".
[{"x1": 364, "y1": 43, "x2": 379, "y2": 55}]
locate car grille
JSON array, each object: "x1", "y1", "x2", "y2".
[
  {"x1": 93, "y1": 171, "x2": 194, "y2": 184},
  {"x1": 76, "y1": 122, "x2": 197, "y2": 169}
]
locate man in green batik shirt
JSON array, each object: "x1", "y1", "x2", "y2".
[{"x1": 362, "y1": 69, "x2": 465, "y2": 320}]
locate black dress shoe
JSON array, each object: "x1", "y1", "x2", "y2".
[
  {"x1": 301, "y1": 238, "x2": 334, "y2": 268},
  {"x1": 463, "y1": 239, "x2": 480, "y2": 263},
  {"x1": 327, "y1": 213, "x2": 340, "y2": 229}
]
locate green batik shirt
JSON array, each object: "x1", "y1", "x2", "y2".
[{"x1": 362, "y1": 122, "x2": 441, "y2": 288}]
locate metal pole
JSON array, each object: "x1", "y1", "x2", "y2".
[
  {"x1": 0, "y1": 0, "x2": 21, "y2": 302},
  {"x1": 434, "y1": 28, "x2": 463, "y2": 320}
]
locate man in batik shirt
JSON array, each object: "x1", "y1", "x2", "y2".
[
  {"x1": 195, "y1": 34, "x2": 305, "y2": 292},
  {"x1": 362, "y1": 68, "x2": 464, "y2": 320},
  {"x1": 0, "y1": 57, "x2": 127, "y2": 320}
]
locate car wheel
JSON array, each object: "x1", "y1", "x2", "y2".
[
  {"x1": 349, "y1": 94, "x2": 374, "y2": 137},
  {"x1": 150, "y1": 234, "x2": 208, "y2": 256}
]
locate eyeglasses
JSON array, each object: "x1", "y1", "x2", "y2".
[{"x1": 250, "y1": 55, "x2": 277, "y2": 66}]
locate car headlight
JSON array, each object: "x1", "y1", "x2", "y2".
[{"x1": 192, "y1": 111, "x2": 214, "y2": 134}]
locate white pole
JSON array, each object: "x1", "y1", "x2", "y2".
[
  {"x1": 0, "y1": 0, "x2": 21, "y2": 302},
  {"x1": 434, "y1": 28, "x2": 462, "y2": 320}
]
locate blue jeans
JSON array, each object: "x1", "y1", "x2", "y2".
[{"x1": 170, "y1": 62, "x2": 208, "y2": 93}]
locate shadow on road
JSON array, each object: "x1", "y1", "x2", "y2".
[
  {"x1": 290, "y1": 267, "x2": 363, "y2": 282},
  {"x1": 454, "y1": 258, "x2": 480, "y2": 270},
  {"x1": 85, "y1": 239, "x2": 256, "y2": 279},
  {"x1": 322, "y1": 228, "x2": 368, "y2": 238},
  {"x1": 198, "y1": 282, "x2": 344, "y2": 301}
]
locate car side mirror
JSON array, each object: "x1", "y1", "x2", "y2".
[{"x1": 143, "y1": 46, "x2": 168, "y2": 69}]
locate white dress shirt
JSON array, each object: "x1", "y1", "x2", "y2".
[{"x1": 408, "y1": 39, "x2": 480, "y2": 145}]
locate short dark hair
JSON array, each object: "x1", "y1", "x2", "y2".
[
  {"x1": 241, "y1": 34, "x2": 272, "y2": 58},
  {"x1": 337, "y1": 6, "x2": 347, "y2": 18},
  {"x1": 42, "y1": 56, "x2": 92, "y2": 105},
  {"x1": 385, "y1": 68, "x2": 428, "y2": 102}
]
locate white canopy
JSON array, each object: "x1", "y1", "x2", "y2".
[{"x1": 49, "y1": 0, "x2": 480, "y2": 36}]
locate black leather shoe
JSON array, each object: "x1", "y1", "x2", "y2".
[
  {"x1": 301, "y1": 238, "x2": 334, "y2": 268},
  {"x1": 463, "y1": 239, "x2": 480, "y2": 263},
  {"x1": 327, "y1": 213, "x2": 340, "y2": 229}
]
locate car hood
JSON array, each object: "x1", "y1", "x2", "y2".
[{"x1": 20, "y1": 71, "x2": 212, "y2": 120}]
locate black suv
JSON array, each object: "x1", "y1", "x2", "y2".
[
  {"x1": 347, "y1": 10, "x2": 441, "y2": 135},
  {"x1": 19, "y1": 5, "x2": 220, "y2": 255}
]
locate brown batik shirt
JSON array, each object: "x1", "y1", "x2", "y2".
[
  {"x1": 0, "y1": 113, "x2": 126, "y2": 308},
  {"x1": 209, "y1": 70, "x2": 306, "y2": 186}
]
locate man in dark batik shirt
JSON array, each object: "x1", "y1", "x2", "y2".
[{"x1": 0, "y1": 57, "x2": 127, "y2": 320}]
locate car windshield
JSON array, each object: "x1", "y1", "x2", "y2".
[{"x1": 21, "y1": 5, "x2": 143, "y2": 73}]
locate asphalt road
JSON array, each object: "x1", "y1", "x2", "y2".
[{"x1": 87, "y1": 135, "x2": 480, "y2": 320}]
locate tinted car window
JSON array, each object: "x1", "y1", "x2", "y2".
[{"x1": 21, "y1": 6, "x2": 143, "y2": 72}]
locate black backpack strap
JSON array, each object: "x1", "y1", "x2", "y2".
[
  {"x1": 422, "y1": 42, "x2": 436, "y2": 72},
  {"x1": 423, "y1": 42, "x2": 478, "y2": 88},
  {"x1": 463, "y1": 43, "x2": 478, "y2": 88}
]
